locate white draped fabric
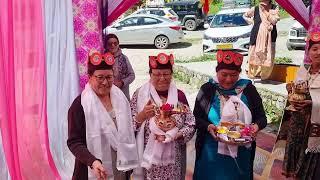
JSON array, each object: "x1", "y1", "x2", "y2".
[
  {"x1": 44, "y1": 0, "x2": 80, "y2": 179},
  {"x1": 0, "y1": 131, "x2": 10, "y2": 180}
]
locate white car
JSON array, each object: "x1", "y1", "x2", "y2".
[
  {"x1": 132, "y1": 7, "x2": 179, "y2": 22},
  {"x1": 203, "y1": 8, "x2": 253, "y2": 53},
  {"x1": 105, "y1": 14, "x2": 184, "y2": 49},
  {"x1": 286, "y1": 20, "x2": 307, "y2": 50}
]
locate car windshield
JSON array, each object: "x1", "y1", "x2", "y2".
[{"x1": 210, "y1": 12, "x2": 248, "y2": 28}]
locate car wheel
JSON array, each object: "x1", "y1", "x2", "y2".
[
  {"x1": 185, "y1": 19, "x2": 197, "y2": 31},
  {"x1": 154, "y1": 35, "x2": 169, "y2": 49},
  {"x1": 286, "y1": 43, "x2": 294, "y2": 51}
]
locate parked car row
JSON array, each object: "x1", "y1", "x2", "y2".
[
  {"x1": 105, "y1": 0, "x2": 307, "y2": 51},
  {"x1": 105, "y1": 14, "x2": 184, "y2": 49}
]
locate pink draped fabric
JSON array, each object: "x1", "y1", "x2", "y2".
[
  {"x1": 107, "y1": 0, "x2": 140, "y2": 26},
  {"x1": 73, "y1": 0, "x2": 104, "y2": 89},
  {"x1": 0, "y1": 0, "x2": 60, "y2": 179},
  {"x1": 275, "y1": 0, "x2": 309, "y2": 28}
]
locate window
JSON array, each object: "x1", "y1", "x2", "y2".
[
  {"x1": 142, "y1": 17, "x2": 161, "y2": 25},
  {"x1": 149, "y1": 10, "x2": 165, "y2": 16},
  {"x1": 211, "y1": 13, "x2": 248, "y2": 28},
  {"x1": 119, "y1": 17, "x2": 138, "y2": 27},
  {"x1": 168, "y1": 9, "x2": 177, "y2": 16},
  {"x1": 136, "y1": 10, "x2": 146, "y2": 14}
]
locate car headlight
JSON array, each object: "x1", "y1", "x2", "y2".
[
  {"x1": 203, "y1": 34, "x2": 210, "y2": 40},
  {"x1": 239, "y1": 32, "x2": 251, "y2": 38},
  {"x1": 290, "y1": 30, "x2": 297, "y2": 37}
]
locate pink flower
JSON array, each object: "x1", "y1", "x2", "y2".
[
  {"x1": 240, "y1": 126, "x2": 254, "y2": 137},
  {"x1": 161, "y1": 103, "x2": 173, "y2": 111}
]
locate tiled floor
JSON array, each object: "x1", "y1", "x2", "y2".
[{"x1": 185, "y1": 131, "x2": 287, "y2": 180}]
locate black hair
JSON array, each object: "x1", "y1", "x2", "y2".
[{"x1": 103, "y1": 33, "x2": 119, "y2": 51}]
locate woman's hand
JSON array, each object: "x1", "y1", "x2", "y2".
[
  {"x1": 207, "y1": 124, "x2": 218, "y2": 140},
  {"x1": 250, "y1": 123, "x2": 259, "y2": 137},
  {"x1": 174, "y1": 132, "x2": 184, "y2": 141},
  {"x1": 155, "y1": 134, "x2": 165, "y2": 142},
  {"x1": 91, "y1": 160, "x2": 107, "y2": 180},
  {"x1": 289, "y1": 100, "x2": 312, "y2": 111},
  {"x1": 136, "y1": 100, "x2": 155, "y2": 124}
]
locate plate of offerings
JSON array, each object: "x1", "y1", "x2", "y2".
[
  {"x1": 154, "y1": 103, "x2": 187, "y2": 132},
  {"x1": 215, "y1": 121, "x2": 254, "y2": 146},
  {"x1": 286, "y1": 80, "x2": 308, "y2": 111}
]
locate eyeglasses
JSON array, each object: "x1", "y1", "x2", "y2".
[
  {"x1": 107, "y1": 41, "x2": 118, "y2": 46},
  {"x1": 151, "y1": 72, "x2": 172, "y2": 79},
  {"x1": 94, "y1": 75, "x2": 114, "y2": 82}
]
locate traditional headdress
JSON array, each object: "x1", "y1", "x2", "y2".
[
  {"x1": 307, "y1": 31, "x2": 320, "y2": 50},
  {"x1": 149, "y1": 53, "x2": 174, "y2": 70},
  {"x1": 87, "y1": 52, "x2": 115, "y2": 75},
  {"x1": 216, "y1": 50, "x2": 243, "y2": 72}
]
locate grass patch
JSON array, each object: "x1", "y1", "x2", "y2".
[
  {"x1": 274, "y1": 57, "x2": 293, "y2": 64},
  {"x1": 175, "y1": 54, "x2": 216, "y2": 63}
]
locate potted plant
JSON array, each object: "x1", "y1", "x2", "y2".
[{"x1": 268, "y1": 57, "x2": 299, "y2": 83}]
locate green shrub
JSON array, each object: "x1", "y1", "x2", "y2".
[
  {"x1": 274, "y1": 57, "x2": 293, "y2": 64},
  {"x1": 175, "y1": 54, "x2": 216, "y2": 63}
]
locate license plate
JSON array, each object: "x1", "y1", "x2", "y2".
[{"x1": 217, "y1": 44, "x2": 233, "y2": 50}]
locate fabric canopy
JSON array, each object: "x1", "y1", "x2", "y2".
[
  {"x1": 0, "y1": 0, "x2": 60, "y2": 179},
  {"x1": 107, "y1": 0, "x2": 140, "y2": 26},
  {"x1": 0, "y1": 0, "x2": 139, "y2": 179},
  {"x1": 275, "y1": 0, "x2": 309, "y2": 29}
]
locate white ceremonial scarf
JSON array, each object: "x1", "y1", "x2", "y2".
[
  {"x1": 295, "y1": 66, "x2": 320, "y2": 153},
  {"x1": 44, "y1": 0, "x2": 79, "y2": 178},
  {"x1": 81, "y1": 83, "x2": 139, "y2": 180},
  {"x1": 132, "y1": 81, "x2": 178, "y2": 179},
  {"x1": 218, "y1": 93, "x2": 253, "y2": 158}
]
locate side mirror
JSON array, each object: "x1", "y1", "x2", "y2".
[{"x1": 204, "y1": 23, "x2": 210, "y2": 29}]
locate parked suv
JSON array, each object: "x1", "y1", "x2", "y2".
[
  {"x1": 132, "y1": 7, "x2": 179, "y2": 22},
  {"x1": 165, "y1": 0, "x2": 204, "y2": 31},
  {"x1": 286, "y1": 20, "x2": 307, "y2": 50}
]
